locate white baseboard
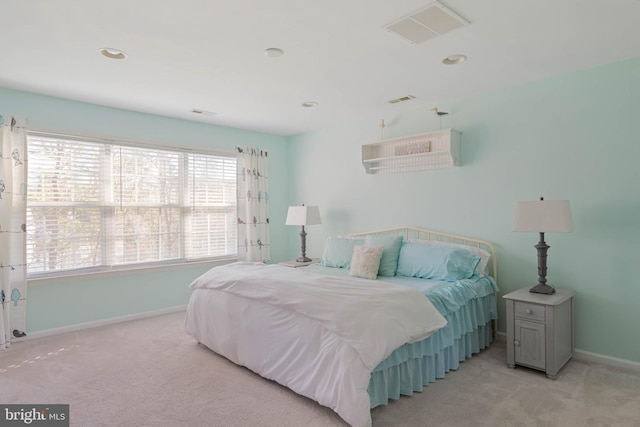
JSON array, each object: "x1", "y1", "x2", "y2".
[
  {"x1": 25, "y1": 314, "x2": 640, "y2": 372},
  {"x1": 26, "y1": 305, "x2": 187, "y2": 341},
  {"x1": 573, "y1": 349, "x2": 640, "y2": 372},
  {"x1": 495, "y1": 331, "x2": 640, "y2": 372}
]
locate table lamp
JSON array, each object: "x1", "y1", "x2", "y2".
[
  {"x1": 512, "y1": 197, "x2": 572, "y2": 294},
  {"x1": 286, "y1": 205, "x2": 322, "y2": 262}
]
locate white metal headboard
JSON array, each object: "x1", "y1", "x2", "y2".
[{"x1": 349, "y1": 226, "x2": 498, "y2": 282}]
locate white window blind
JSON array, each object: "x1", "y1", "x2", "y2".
[
  {"x1": 26, "y1": 134, "x2": 237, "y2": 276},
  {"x1": 184, "y1": 154, "x2": 237, "y2": 259}
]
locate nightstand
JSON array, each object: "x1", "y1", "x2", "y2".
[
  {"x1": 278, "y1": 258, "x2": 319, "y2": 268},
  {"x1": 503, "y1": 288, "x2": 575, "y2": 379}
]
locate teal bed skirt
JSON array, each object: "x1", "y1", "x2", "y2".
[{"x1": 369, "y1": 292, "x2": 497, "y2": 407}]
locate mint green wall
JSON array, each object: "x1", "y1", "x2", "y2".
[
  {"x1": 3, "y1": 56, "x2": 639, "y2": 362},
  {"x1": 26, "y1": 265, "x2": 214, "y2": 332},
  {"x1": 0, "y1": 87, "x2": 290, "y2": 333},
  {"x1": 288, "y1": 57, "x2": 640, "y2": 363}
]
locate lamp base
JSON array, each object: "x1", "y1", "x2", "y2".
[
  {"x1": 529, "y1": 283, "x2": 556, "y2": 294},
  {"x1": 296, "y1": 256, "x2": 312, "y2": 263}
]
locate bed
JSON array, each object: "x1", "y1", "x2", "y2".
[{"x1": 185, "y1": 227, "x2": 498, "y2": 427}]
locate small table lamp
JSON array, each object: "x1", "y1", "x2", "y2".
[
  {"x1": 286, "y1": 205, "x2": 322, "y2": 262},
  {"x1": 512, "y1": 197, "x2": 573, "y2": 294}
]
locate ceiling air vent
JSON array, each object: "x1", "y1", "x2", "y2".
[
  {"x1": 385, "y1": 1, "x2": 469, "y2": 45},
  {"x1": 388, "y1": 95, "x2": 416, "y2": 104}
]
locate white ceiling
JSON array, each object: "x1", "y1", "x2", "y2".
[{"x1": 2, "y1": 0, "x2": 640, "y2": 136}]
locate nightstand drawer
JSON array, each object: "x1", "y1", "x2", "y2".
[{"x1": 514, "y1": 301, "x2": 545, "y2": 321}]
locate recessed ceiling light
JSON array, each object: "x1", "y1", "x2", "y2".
[
  {"x1": 100, "y1": 48, "x2": 127, "y2": 60},
  {"x1": 264, "y1": 48, "x2": 284, "y2": 58},
  {"x1": 302, "y1": 101, "x2": 318, "y2": 108},
  {"x1": 442, "y1": 54, "x2": 467, "y2": 65}
]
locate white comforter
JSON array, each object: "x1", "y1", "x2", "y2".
[{"x1": 185, "y1": 262, "x2": 447, "y2": 427}]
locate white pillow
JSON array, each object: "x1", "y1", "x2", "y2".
[
  {"x1": 349, "y1": 245, "x2": 384, "y2": 280},
  {"x1": 408, "y1": 239, "x2": 491, "y2": 277}
]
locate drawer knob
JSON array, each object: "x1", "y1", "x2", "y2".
[
  {"x1": 514, "y1": 340, "x2": 520, "y2": 347},
  {"x1": 525, "y1": 308, "x2": 533, "y2": 315}
]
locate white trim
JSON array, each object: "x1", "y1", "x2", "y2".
[
  {"x1": 25, "y1": 305, "x2": 187, "y2": 340},
  {"x1": 573, "y1": 349, "x2": 640, "y2": 372},
  {"x1": 23, "y1": 308, "x2": 640, "y2": 372},
  {"x1": 496, "y1": 331, "x2": 640, "y2": 372}
]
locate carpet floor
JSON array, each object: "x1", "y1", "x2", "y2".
[{"x1": 1, "y1": 311, "x2": 639, "y2": 427}]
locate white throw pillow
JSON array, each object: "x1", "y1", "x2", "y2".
[{"x1": 349, "y1": 245, "x2": 384, "y2": 280}]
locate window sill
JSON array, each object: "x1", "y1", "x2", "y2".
[{"x1": 27, "y1": 257, "x2": 237, "y2": 286}]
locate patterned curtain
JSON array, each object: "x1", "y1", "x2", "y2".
[
  {"x1": 236, "y1": 147, "x2": 270, "y2": 262},
  {"x1": 0, "y1": 115, "x2": 28, "y2": 350}
]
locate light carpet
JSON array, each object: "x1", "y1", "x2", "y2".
[{"x1": 1, "y1": 311, "x2": 639, "y2": 426}]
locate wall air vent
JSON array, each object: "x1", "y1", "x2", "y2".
[
  {"x1": 191, "y1": 109, "x2": 216, "y2": 116},
  {"x1": 385, "y1": 1, "x2": 469, "y2": 45},
  {"x1": 388, "y1": 95, "x2": 416, "y2": 104}
]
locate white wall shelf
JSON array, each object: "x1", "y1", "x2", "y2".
[{"x1": 362, "y1": 128, "x2": 461, "y2": 174}]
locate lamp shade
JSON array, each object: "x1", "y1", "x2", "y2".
[
  {"x1": 512, "y1": 199, "x2": 572, "y2": 233},
  {"x1": 285, "y1": 205, "x2": 322, "y2": 226}
]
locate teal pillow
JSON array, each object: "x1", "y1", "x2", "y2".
[
  {"x1": 320, "y1": 237, "x2": 366, "y2": 269},
  {"x1": 396, "y1": 242, "x2": 481, "y2": 281},
  {"x1": 365, "y1": 235, "x2": 403, "y2": 277}
]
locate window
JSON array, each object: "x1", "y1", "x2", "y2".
[{"x1": 26, "y1": 133, "x2": 237, "y2": 276}]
